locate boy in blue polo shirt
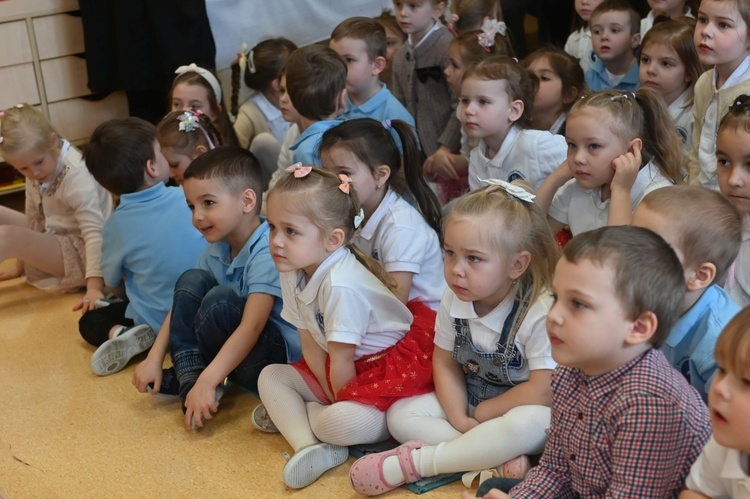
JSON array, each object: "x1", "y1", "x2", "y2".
[
  {"x1": 81, "y1": 117, "x2": 206, "y2": 376},
  {"x1": 133, "y1": 147, "x2": 299, "y2": 430},
  {"x1": 282, "y1": 45, "x2": 347, "y2": 166},
  {"x1": 330, "y1": 17, "x2": 415, "y2": 127},
  {"x1": 632, "y1": 185, "x2": 742, "y2": 400},
  {"x1": 585, "y1": 0, "x2": 641, "y2": 92}
]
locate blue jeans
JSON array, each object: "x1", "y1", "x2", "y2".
[
  {"x1": 476, "y1": 478, "x2": 522, "y2": 496},
  {"x1": 169, "y1": 269, "x2": 286, "y2": 392}
]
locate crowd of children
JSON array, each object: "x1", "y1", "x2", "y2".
[{"x1": 1, "y1": 0, "x2": 750, "y2": 496}]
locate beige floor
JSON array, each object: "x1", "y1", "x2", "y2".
[{"x1": 0, "y1": 261, "x2": 467, "y2": 499}]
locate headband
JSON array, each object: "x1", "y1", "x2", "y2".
[
  {"x1": 174, "y1": 63, "x2": 222, "y2": 102},
  {"x1": 177, "y1": 111, "x2": 216, "y2": 150}
]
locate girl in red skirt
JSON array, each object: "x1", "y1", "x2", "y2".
[{"x1": 256, "y1": 166, "x2": 437, "y2": 489}]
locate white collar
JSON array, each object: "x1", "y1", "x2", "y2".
[
  {"x1": 449, "y1": 287, "x2": 514, "y2": 324},
  {"x1": 252, "y1": 92, "x2": 282, "y2": 121},
  {"x1": 715, "y1": 55, "x2": 750, "y2": 90},
  {"x1": 357, "y1": 188, "x2": 397, "y2": 241},
  {"x1": 721, "y1": 448, "x2": 750, "y2": 481},
  {"x1": 409, "y1": 20, "x2": 440, "y2": 49},
  {"x1": 295, "y1": 246, "x2": 348, "y2": 306}
]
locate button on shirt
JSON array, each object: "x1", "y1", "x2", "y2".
[{"x1": 510, "y1": 349, "x2": 712, "y2": 498}]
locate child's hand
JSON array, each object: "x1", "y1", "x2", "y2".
[
  {"x1": 611, "y1": 142, "x2": 642, "y2": 193},
  {"x1": 132, "y1": 358, "x2": 162, "y2": 393},
  {"x1": 554, "y1": 159, "x2": 575, "y2": 185},
  {"x1": 183, "y1": 379, "x2": 218, "y2": 430},
  {"x1": 425, "y1": 146, "x2": 461, "y2": 180},
  {"x1": 72, "y1": 289, "x2": 105, "y2": 314},
  {"x1": 448, "y1": 414, "x2": 480, "y2": 434}
]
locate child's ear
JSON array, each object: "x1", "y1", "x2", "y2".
[
  {"x1": 509, "y1": 251, "x2": 531, "y2": 281},
  {"x1": 193, "y1": 144, "x2": 208, "y2": 158},
  {"x1": 628, "y1": 137, "x2": 643, "y2": 156},
  {"x1": 144, "y1": 158, "x2": 159, "y2": 179},
  {"x1": 630, "y1": 33, "x2": 641, "y2": 50},
  {"x1": 241, "y1": 188, "x2": 257, "y2": 214},
  {"x1": 508, "y1": 99, "x2": 525, "y2": 123},
  {"x1": 625, "y1": 310, "x2": 658, "y2": 346},
  {"x1": 562, "y1": 86, "x2": 580, "y2": 106},
  {"x1": 372, "y1": 56, "x2": 387, "y2": 77},
  {"x1": 374, "y1": 164, "x2": 391, "y2": 188},
  {"x1": 336, "y1": 89, "x2": 347, "y2": 113},
  {"x1": 270, "y1": 78, "x2": 281, "y2": 93},
  {"x1": 687, "y1": 262, "x2": 717, "y2": 292},
  {"x1": 433, "y1": 1, "x2": 447, "y2": 19},
  {"x1": 325, "y1": 228, "x2": 346, "y2": 251}
]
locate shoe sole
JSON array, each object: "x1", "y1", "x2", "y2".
[
  {"x1": 90, "y1": 325, "x2": 155, "y2": 376},
  {"x1": 251, "y1": 404, "x2": 279, "y2": 433},
  {"x1": 283, "y1": 443, "x2": 349, "y2": 489}
]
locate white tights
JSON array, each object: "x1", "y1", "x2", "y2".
[
  {"x1": 257, "y1": 364, "x2": 390, "y2": 451},
  {"x1": 385, "y1": 392, "x2": 550, "y2": 476}
]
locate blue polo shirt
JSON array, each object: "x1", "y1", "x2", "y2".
[
  {"x1": 662, "y1": 285, "x2": 740, "y2": 401},
  {"x1": 339, "y1": 83, "x2": 415, "y2": 126},
  {"x1": 101, "y1": 183, "x2": 206, "y2": 331},
  {"x1": 197, "y1": 218, "x2": 300, "y2": 362},
  {"x1": 289, "y1": 120, "x2": 340, "y2": 166},
  {"x1": 585, "y1": 58, "x2": 640, "y2": 92}
]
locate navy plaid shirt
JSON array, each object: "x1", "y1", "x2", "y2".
[{"x1": 511, "y1": 348, "x2": 711, "y2": 498}]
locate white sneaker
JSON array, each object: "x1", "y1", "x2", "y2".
[
  {"x1": 90, "y1": 324, "x2": 155, "y2": 376},
  {"x1": 282, "y1": 443, "x2": 349, "y2": 489}
]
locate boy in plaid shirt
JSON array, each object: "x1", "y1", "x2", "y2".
[{"x1": 474, "y1": 226, "x2": 711, "y2": 498}]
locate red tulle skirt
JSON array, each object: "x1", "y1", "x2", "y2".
[
  {"x1": 292, "y1": 300, "x2": 436, "y2": 411},
  {"x1": 438, "y1": 173, "x2": 470, "y2": 205}
]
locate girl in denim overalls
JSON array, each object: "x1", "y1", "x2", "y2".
[{"x1": 350, "y1": 180, "x2": 559, "y2": 495}]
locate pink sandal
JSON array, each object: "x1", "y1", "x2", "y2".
[{"x1": 349, "y1": 440, "x2": 427, "y2": 496}]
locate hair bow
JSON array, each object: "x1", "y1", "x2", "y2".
[
  {"x1": 354, "y1": 208, "x2": 365, "y2": 229},
  {"x1": 338, "y1": 174, "x2": 352, "y2": 194},
  {"x1": 248, "y1": 50, "x2": 257, "y2": 74},
  {"x1": 174, "y1": 63, "x2": 223, "y2": 102},
  {"x1": 381, "y1": 119, "x2": 392, "y2": 131},
  {"x1": 178, "y1": 111, "x2": 200, "y2": 132},
  {"x1": 478, "y1": 177, "x2": 536, "y2": 202},
  {"x1": 285, "y1": 162, "x2": 312, "y2": 178},
  {"x1": 478, "y1": 19, "x2": 507, "y2": 51},
  {"x1": 237, "y1": 42, "x2": 248, "y2": 72},
  {"x1": 416, "y1": 66, "x2": 443, "y2": 83}
]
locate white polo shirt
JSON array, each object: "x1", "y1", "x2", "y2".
[
  {"x1": 669, "y1": 87, "x2": 693, "y2": 162},
  {"x1": 686, "y1": 436, "x2": 750, "y2": 498},
  {"x1": 434, "y1": 287, "x2": 556, "y2": 377},
  {"x1": 468, "y1": 125, "x2": 567, "y2": 191},
  {"x1": 353, "y1": 188, "x2": 445, "y2": 310},
  {"x1": 564, "y1": 27, "x2": 594, "y2": 74},
  {"x1": 548, "y1": 161, "x2": 674, "y2": 236},
  {"x1": 727, "y1": 217, "x2": 750, "y2": 308},
  {"x1": 279, "y1": 247, "x2": 413, "y2": 359}
]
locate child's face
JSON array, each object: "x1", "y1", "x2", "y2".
[
  {"x1": 527, "y1": 56, "x2": 565, "y2": 118},
  {"x1": 183, "y1": 177, "x2": 248, "y2": 247},
  {"x1": 4, "y1": 136, "x2": 60, "y2": 183},
  {"x1": 443, "y1": 216, "x2": 521, "y2": 316},
  {"x1": 716, "y1": 126, "x2": 750, "y2": 217},
  {"x1": 639, "y1": 42, "x2": 690, "y2": 106},
  {"x1": 393, "y1": 0, "x2": 444, "y2": 43},
  {"x1": 709, "y1": 361, "x2": 750, "y2": 453},
  {"x1": 171, "y1": 83, "x2": 218, "y2": 122},
  {"x1": 547, "y1": 256, "x2": 639, "y2": 375},
  {"x1": 329, "y1": 37, "x2": 380, "y2": 100},
  {"x1": 162, "y1": 145, "x2": 202, "y2": 186},
  {"x1": 695, "y1": 0, "x2": 750, "y2": 74},
  {"x1": 591, "y1": 11, "x2": 640, "y2": 64},
  {"x1": 149, "y1": 139, "x2": 171, "y2": 185},
  {"x1": 459, "y1": 78, "x2": 523, "y2": 147},
  {"x1": 648, "y1": 0, "x2": 687, "y2": 18},
  {"x1": 445, "y1": 43, "x2": 467, "y2": 95},
  {"x1": 278, "y1": 75, "x2": 302, "y2": 125},
  {"x1": 384, "y1": 25, "x2": 405, "y2": 64},
  {"x1": 267, "y1": 192, "x2": 332, "y2": 279},
  {"x1": 565, "y1": 108, "x2": 629, "y2": 191},
  {"x1": 320, "y1": 145, "x2": 387, "y2": 217},
  {"x1": 575, "y1": 0, "x2": 605, "y2": 23}
]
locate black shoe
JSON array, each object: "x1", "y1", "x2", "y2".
[{"x1": 147, "y1": 366, "x2": 180, "y2": 396}]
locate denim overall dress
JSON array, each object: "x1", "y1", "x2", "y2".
[{"x1": 452, "y1": 298, "x2": 526, "y2": 407}]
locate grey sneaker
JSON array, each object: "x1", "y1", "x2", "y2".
[
  {"x1": 251, "y1": 403, "x2": 279, "y2": 433},
  {"x1": 90, "y1": 324, "x2": 155, "y2": 376}
]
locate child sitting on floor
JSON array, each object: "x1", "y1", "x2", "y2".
[{"x1": 82, "y1": 117, "x2": 206, "y2": 376}]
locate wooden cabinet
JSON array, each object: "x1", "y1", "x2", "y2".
[{"x1": 0, "y1": 0, "x2": 129, "y2": 196}]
